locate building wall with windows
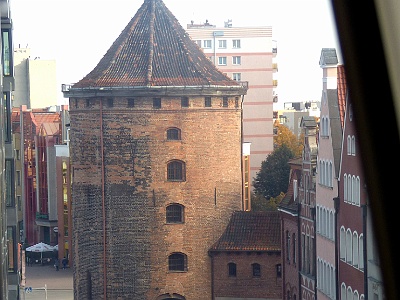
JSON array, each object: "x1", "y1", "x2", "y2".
[
  {"x1": 209, "y1": 211, "x2": 282, "y2": 299},
  {"x1": 315, "y1": 49, "x2": 340, "y2": 300},
  {"x1": 2, "y1": 0, "x2": 20, "y2": 297},
  {"x1": 13, "y1": 47, "x2": 57, "y2": 109},
  {"x1": 338, "y1": 74, "x2": 367, "y2": 300},
  {"x1": 186, "y1": 24, "x2": 276, "y2": 182},
  {"x1": 68, "y1": 95, "x2": 244, "y2": 299}
]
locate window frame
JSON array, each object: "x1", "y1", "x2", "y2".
[
  {"x1": 166, "y1": 204, "x2": 184, "y2": 223},
  {"x1": 232, "y1": 56, "x2": 241, "y2": 65},
  {"x1": 153, "y1": 98, "x2": 161, "y2": 109},
  {"x1": 232, "y1": 39, "x2": 241, "y2": 49},
  {"x1": 167, "y1": 160, "x2": 185, "y2": 181},
  {"x1": 166, "y1": 128, "x2": 181, "y2": 140},
  {"x1": 228, "y1": 262, "x2": 237, "y2": 277},
  {"x1": 203, "y1": 40, "x2": 212, "y2": 48},
  {"x1": 218, "y1": 39, "x2": 227, "y2": 48},
  {"x1": 218, "y1": 56, "x2": 227, "y2": 65},
  {"x1": 233, "y1": 73, "x2": 241, "y2": 81},
  {"x1": 252, "y1": 263, "x2": 261, "y2": 277},
  {"x1": 168, "y1": 252, "x2": 187, "y2": 272},
  {"x1": 205, "y1": 96, "x2": 212, "y2": 107},
  {"x1": 181, "y1": 96, "x2": 189, "y2": 108}
]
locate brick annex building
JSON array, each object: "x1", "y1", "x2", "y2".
[{"x1": 63, "y1": 0, "x2": 248, "y2": 299}]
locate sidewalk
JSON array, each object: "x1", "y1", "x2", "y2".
[{"x1": 21, "y1": 263, "x2": 73, "y2": 300}]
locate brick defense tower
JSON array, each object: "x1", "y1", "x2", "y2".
[{"x1": 62, "y1": 0, "x2": 247, "y2": 299}]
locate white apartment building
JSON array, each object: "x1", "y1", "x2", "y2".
[
  {"x1": 13, "y1": 47, "x2": 57, "y2": 109},
  {"x1": 186, "y1": 21, "x2": 277, "y2": 183}
]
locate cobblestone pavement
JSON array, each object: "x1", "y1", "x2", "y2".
[{"x1": 20, "y1": 263, "x2": 73, "y2": 300}]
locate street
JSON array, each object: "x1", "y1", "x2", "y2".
[{"x1": 21, "y1": 263, "x2": 73, "y2": 300}]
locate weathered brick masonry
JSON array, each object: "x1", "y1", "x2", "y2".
[{"x1": 70, "y1": 95, "x2": 243, "y2": 299}]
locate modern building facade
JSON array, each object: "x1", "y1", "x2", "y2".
[
  {"x1": 186, "y1": 22, "x2": 277, "y2": 183},
  {"x1": 63, "y1": 0, "x2": 247, "y2": 299},
  {"x1": 13, "y1": 47, "x2": 57, "y2": 109}
]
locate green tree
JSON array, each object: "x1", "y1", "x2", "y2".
[{"x1": 252, "y1": 144, "x2": 294, "y2": 200}]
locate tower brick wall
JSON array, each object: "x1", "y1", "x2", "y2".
[{"x1": 70, "y1": 95, "x2": 243, "y2": 299}]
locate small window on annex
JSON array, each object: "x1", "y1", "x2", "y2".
[
  {"x1": 252, "y1": 263, "x2": 261, "y2": 277},
  {"x1": 167, "y1": 160, "x2": 185, "y2": 181},
  {"x1": 168, "y1": 253, "x2": 187, "y2": 272},
  {"x1": 205, "y1": 97, "x2": 212, "y2": 107},
  {"x1": 228, "y1": 262, "x2": 237, "y2": 277},
  {"x1": 127, "y1": 98, "x2": 135, "y2": 108},
  {"x1": 223, "y1": 97, "x2": 228, "y2": 107},
  {"x1": 166, "y1": 204, "x2": 184, "y2": 223},
  {"x1": 153, "y1": 98, "x2": 161, "y2": 109},
  {"x1": 107, "y1": 98, "x2": 114, "y2": 108},
  {"x1": 167, "y1": 128, "x2": 181, "y2": 140},
  {"x1": 181, "y1": 96, "x2": 189, "y2": 107}
]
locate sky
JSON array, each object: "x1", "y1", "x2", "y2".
[{"x1": 10, "y1": 0, "x2": 339, "y2": 108}]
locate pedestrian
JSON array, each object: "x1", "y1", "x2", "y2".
[
  {"x1": 62, "y1": 257, "x2": 68, "y2": 269},
  {"x1": 54, "y1": 258, "x2": 59, "y2": 271}
]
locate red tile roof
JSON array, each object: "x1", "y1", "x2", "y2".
[
  {"x1": 73, "y1": 0, "x2": 241, "y2": 89},
  {"x1": 209, "y1": 211, "x2": 281, "y2": 252}
]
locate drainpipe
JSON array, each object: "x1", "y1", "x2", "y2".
[{"x1": 100, "y1": 99, "x2": 107, "y2": 297}]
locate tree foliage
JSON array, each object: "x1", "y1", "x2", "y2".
[
  {"x1": 273, "y1": 119, "x2": 303, "y2": 157},
  {"x1": 251, "y1": 192, "x2": 285, "y2": 211},
  {"x1": 252, "y1": 144, "x2": 294, "y2": 199}
]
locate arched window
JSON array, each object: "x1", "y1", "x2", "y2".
[
  {"x1": 252, "y1": 263, "x2": 261, "y2": 277},
  {"x1": 168, "y1": 253, "x2": 187, "y2": 272},
  {"x1": 228, "y1": 262, "x2": 236, "y2": 277},
  {"x1": 167, "y1": 160, "x2": 185, "y2": 181},
  {"x1": 166, "y1": 204, "x2": 184, "y2": 223},
  {"x1": 167, "y1": 128, "x2": 181, "y2": 140}
]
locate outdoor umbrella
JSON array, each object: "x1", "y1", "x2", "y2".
[{"x1": 25, "y1": 242, "x2": 54, "y2": 263}]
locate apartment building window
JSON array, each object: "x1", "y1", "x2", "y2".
[
  {"x1": 218, "y1": 57, "x2": 227, "y2": 65},
  {"x1": 85, "y1": 99, "x2": 91, "y2": 108},
  {"x1": 168, "y1": 253, "x2": 187, "y2": 272},
  {"x1": 107, "y1": 98, "x2": 114, "y2": 107},
  {"x1": 203, "y1": 40, "x2": 212, "y2": 48},
  {"x1": 5, "y1": 159, "x2": 13, "y2": 206},
  {"x1": 181, "y1": 96, "x2": 189, "y2": 107},
  {"x1": 233, "y1": 73, "x2": 241, "y2": 81},
  {"x1": 4, "y1": 92, "x2": 11, "y2": 142},
  {"x1": 7, "y1": 226, "x2": 15, "y2": 272},
  {"x1": 233, "y1": 39, "x2": 241, "y2": 48},
  {"x1": 128, "y1": 98, "x2": 135, "y2": 107},
  {"x1": 153, "y1": 98, "x2": 161, "y2": 109},
  {"x1": 2, "y1": 28, "x2": 12, "y2": 76},
  {"x1": 223, "y1": 97, "x2": 228, "y2": 107},
  {"x1": 17, "y1": 195, "x2": 21, "y2": 211},
  {"x1": 15, "y1": 149, "x2": 20, "y2": 160},
  {"x1": 218, "y1": 40, "x2": 227, "y2": 48},
  {"x1": 232, "y1": 56, "x2": 241, "y2": 65},
  {"x1": 16, "y1": 170, "x2": 21, "y2": 186},
  {"x1": 166, "y1": 204, "x2": 184, "y2": 223},
  {"x1": 205, "y1": 97, "x2": 212, "y2": 107}
]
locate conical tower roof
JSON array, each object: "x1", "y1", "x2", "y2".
[{"x1": 70, "y1": 0, "x2": 245, "y2": 94}]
